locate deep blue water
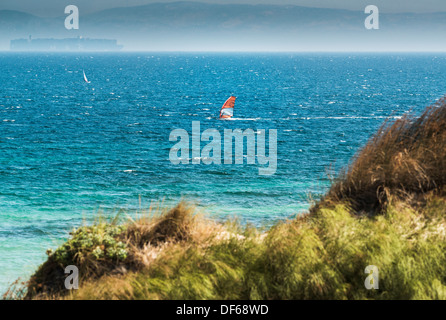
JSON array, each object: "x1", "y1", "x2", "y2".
[{"x1": 1, "y1": 52, "x2": 446, "y2": 292}]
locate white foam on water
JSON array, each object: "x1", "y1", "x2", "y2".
[{"x1": 223, "y1": 118, "x2": 261, "y2": 121}]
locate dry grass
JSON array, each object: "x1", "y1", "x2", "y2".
[
  {"x1": 20, "y1": 202, "x2": 231, "y2": 299},
  {"x1": 124, "y1": 202, "x2": 230, "y2": 270},
  {"x1": 125, "y1": 202, "x2": 196, "y2": 247},
  {"x1": 318, "y1": 98, "x2": 446, "y2": 214}
]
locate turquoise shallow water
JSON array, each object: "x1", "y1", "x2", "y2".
[{"x1": 1, "y1": 52, "x2": 446, "y2": 293}]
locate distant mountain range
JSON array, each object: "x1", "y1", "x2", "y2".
[{"x1": 1, "y1": 1, "x2": 446, "y2": 51}]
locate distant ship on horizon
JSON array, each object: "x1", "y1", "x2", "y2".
[{"x1": 10, "y1": 36, "x2": 123, "y2": 52}]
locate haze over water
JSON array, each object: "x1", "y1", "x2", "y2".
[{"x1": 1, "y1": 52, "x2": 446, "y2": 292}]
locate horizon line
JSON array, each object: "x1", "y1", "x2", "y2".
[{"x1": 2, "y1": 50, "x2": 446, "y2": 53}]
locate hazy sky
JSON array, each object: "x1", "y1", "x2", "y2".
[
  {"x1": 2, "y1": 0, "x2": 446, "y2": 16},
  {"x1": 2, "y1": 0, "x2": 446, "y2": 51}
]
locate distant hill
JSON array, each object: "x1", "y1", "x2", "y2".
[
  {"x1": 0, "y1": 10, "x2": 44, "y2": 32},
  {"x1": 0, "y1": 10, "x2": 59, "y2": 39},
  {"x1": 84, "y1": 2, "x2": 362, "y2": 30},
  {"x1": 1, "y1": 1, "x2": 446, "y2": 51}
]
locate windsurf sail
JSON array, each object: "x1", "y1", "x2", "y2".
[
  {"x1": 83, "y1": 70, "x2": 91, "y2": 83},
  {"x1": 219, "y1": 96, "x2": 236, "y2": 119}
]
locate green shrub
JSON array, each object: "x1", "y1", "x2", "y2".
[{"x1": 52, "y1": 224, "x2": 128, "y2": 265}]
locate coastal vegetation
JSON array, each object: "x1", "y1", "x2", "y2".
[{"x1": 5, "y1": 99, "x2": 446, "y2": 300}]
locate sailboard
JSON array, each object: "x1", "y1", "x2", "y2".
[
  {"x1": 83, "y1": 70, "x2": 91, "y2": 83},
  {"x1": 219, "y1": 96, "x2": 236, "y2": 119}
]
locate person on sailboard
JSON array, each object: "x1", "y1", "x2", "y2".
[{"x1": 220, "y1": 96, "x2": 236, "y2": 119}]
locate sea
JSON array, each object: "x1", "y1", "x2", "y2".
[{"x1": 1, "y1": 52, "x2": 446, "y2": 293}]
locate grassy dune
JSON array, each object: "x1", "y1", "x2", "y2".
[{"x1": 6, "y1": 99, "x2": 446, "y2": 300}]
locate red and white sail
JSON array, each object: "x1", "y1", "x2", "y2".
[{"x1": 219, "y1": 96, "x2": 236, "y2": 119}]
